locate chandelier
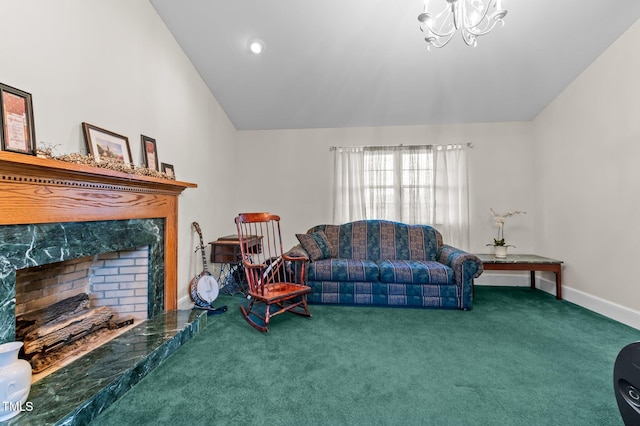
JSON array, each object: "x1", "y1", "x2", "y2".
[{"x1": 418, "y1": 0, "x2": 507, "y2": 49}]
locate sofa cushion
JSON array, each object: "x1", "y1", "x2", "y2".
[
  {"x1": 307, "y1": 258, "x2": 380, "y2": 282},
  {"x1": 307, "y1": 225, "x2": 341, "y2": 256},
  {"x1": 309, "y1": 220, "x2": 439, "y2": 261},
  {"x1": 306, "y1": 281, "x2": 389, "y2": 305},
  {"x1": 296, "y1": 231, "x2": 336, "y2": 261},
  {"x1": 306, "y1": 280, "x2": 460, "y2": 308},
  {"x1": 377, "y1": 260, "x2": 454, "y2": 285},
  {"x1": 386, "y1": 283, "x2": 459, "y2": 308}
]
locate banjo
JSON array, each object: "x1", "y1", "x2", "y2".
[{"x1": 190, "y1": 222, "x2": 227, "y2": 314}]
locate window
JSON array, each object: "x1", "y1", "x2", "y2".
[
  {"x1": 362, "y1": 146, "x2": 434, "y2": 224},
  {"x1": 333, "y1": 144, "x2": 469, "y2": 248}
]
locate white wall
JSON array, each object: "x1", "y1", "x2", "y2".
[
  {"x1": 533, "y1": 19, "x2": 640, "y2": 325},
  {"x1": 236, "y1": 20, "x2": 640, "y2": 329},
  {"x1": 0, "y1": 0, "x2": 238, "y2": 305},
  {"x1": 236, "y1": 122, "x2": 535, "y2": 252}
]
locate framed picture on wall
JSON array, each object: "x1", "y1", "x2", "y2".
[
  {"x1": 82, "y1": 122, "x2": 133, "y2": 166},
  {"x1": 0, "y1": 83, "x2": 36, "y2": 155},
  {"x1": 141, "y1": 135, "x2": 159, "y2": 171},
  {"x1": 161, "y1": 162, "x2": 175, "y2": 179}
]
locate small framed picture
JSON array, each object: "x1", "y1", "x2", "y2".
[
  {"x1": 82, "y1": 122, "x2": 133, "y2": 166},
  {"x1": 141, "y1": 135, "x2": 159, "y2": 171},
  {"x1": 0, "y1": 83, "x2": 36, "y2": 155},
  {"x1": 161, "y1": 162, "x2": 175, "y2": 179}
]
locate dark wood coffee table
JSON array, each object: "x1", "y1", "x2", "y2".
[{"x1": 475, "y1": 254, "x2": 564, "y2": 300}]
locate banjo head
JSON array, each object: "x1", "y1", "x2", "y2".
[{"x1": 195, "y1": 273, "x2": 219, "y2": 304}]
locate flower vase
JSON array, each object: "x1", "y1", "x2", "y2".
[
  {"x1": 0, "y1": 342, "x2": 32, "y2": 421},
  {"x1": 494, "y1": 246, "x2": 508, "y2": 258}
]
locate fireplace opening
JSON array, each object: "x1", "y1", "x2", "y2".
[{"x1": 14, "y1": 247, "x2": 150, "y2": 381}]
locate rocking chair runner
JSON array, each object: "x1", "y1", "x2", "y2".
[{"x1": 235, "y1": 212, "x2": 312, "y2": 332}]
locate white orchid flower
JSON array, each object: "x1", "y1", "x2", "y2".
[{"x1": 488, "y1": 208, "x2": 526, "y2": 246}]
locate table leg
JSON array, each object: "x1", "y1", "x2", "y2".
[
  {"x1": 555, "y1": 266, "x2": 562, "y2": 300},
  {"x1": 530, "y1": 270, "x2": 536, "y2": 289}
]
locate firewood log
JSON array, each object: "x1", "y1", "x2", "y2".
[
  {"x1": 23, "y1": 306, "x2": 114, "y2": 355},
  {"x1": 16, "y1": 293, "x2": 90, "y2": 338}
]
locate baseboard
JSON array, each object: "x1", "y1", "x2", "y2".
[
  {"x1": 560, "y1": 285, "x2": 640, "y2": 330},
  {"x1": 477, "y1": 272, "x2": 640, "y2": 330},
  {"x1": 178, "y1": 294, "x2": 195, "y2": 310}
]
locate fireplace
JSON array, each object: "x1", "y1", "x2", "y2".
[
  {"x1": 0, "y1": 151, "x2": 195, "y2": 345},
  {"x1": 2, "y1": 219, "x2": 165, "y2": 344},
  {"x1": 10, "y1": 234, "x2": 160, "y2": 377},
  {"x1": 0, "y1": 151, "x2": 199, "y2": 425}
]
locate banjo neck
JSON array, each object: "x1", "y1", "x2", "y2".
[{"x1": 192, "y1": 222, "x2": 209, "y2": 274}]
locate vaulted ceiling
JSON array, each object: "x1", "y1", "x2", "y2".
[{"x1": 150, "y1": 0, "x2": 640, "y2": 130}]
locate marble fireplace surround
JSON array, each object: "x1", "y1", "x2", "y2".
[
  {"x1": 0, "y1": 151, "x2": 196, "y2": 343},
  {"x1": 0, "y1": 151, "x2": 199, "y2": 424},
  {"x1": 2, "y1": 219, "x2": 164, "y2": 343}
]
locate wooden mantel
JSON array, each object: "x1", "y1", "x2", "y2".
[{"x1": 0, "y1": 150, "x2": 197, "y2": 310}]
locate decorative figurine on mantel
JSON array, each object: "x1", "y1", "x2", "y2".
[{"x1": 487, "y1": 208, "x2": 526, "y2": 258}]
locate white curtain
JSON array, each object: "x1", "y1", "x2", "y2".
[
  {"x1": 332, "y1": 144, "x2": 470, "y2": 249},
  {"x1": 332, "y1": 147, "x2": 366, "y2": 224},
  {"x1": 433, "y1": 145, "x2": 469, "y2": 249}
]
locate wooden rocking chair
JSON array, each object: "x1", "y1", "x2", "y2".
[{"x1": 235, "y1": 212, "x2": 311, "y2": 332}]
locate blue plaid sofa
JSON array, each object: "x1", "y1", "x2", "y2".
[{"x1": 291, "y1": 220, "x2": 483, "y2": 310}]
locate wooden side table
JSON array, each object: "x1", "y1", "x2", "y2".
[
  {"x1": 209, "y1": 234, "x2": 262, "y2": 263},
  {"x1": 475, "y1": 254, "x2": 564, "y2": 300},
  {"x1": 208, "y1": 234, "x2": 263, "y2": 294}
]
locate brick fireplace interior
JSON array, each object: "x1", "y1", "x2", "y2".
[
  {"x1": 16, "y1": 247, "x2": 151, "y2": 323},
  {"x1": 14, "y1": 243, "x2": 155, "y2": 379}
]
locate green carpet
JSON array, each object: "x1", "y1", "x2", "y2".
[{"x1": 92, "y1": 287, "x2": 639, "y2": 425}]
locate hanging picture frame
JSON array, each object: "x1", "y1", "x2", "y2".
[
  {"x1": 82, "y1": 122, "x2": 133, "y2": 166},
  {"x1": 161, "y1": 162, "x2": 175, "y2": 179},
  {"x1": 141, "y1": 135, "x2": 159, "y2": 171},
  {"x1": 0, "y1": 83, "x2": 36, "y2": 155}
]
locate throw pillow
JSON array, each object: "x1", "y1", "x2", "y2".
[{"x1": 296, "y1": 231, "x2": 335, "y2": 261}]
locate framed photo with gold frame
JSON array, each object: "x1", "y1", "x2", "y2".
[
  {"x1": 0, "y1": 83, "x2": 36, "y2": 155},
  {"x1": 82, "y1": 122, "x2": 133, "y2": 167},
  {"x1": 141, "y1": 135, "x2": 159, "y2": 171}
]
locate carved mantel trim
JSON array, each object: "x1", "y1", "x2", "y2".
[{"x1": 0, "y1": 151, "x2": 197, "y2": 310}]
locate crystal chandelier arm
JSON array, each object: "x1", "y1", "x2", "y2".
[
  {"x1": 421, "y1": 21, "x2": 456, "y2": 39},
  {"x1": 425, "y1": 32, "x2": 456, "y2": 49},
  {"x1": 463, "y1": 0, "x2": 507, "y2": 37},
  {"x1": 463, "y1": 14, "x2": 506, "y2": 37},
  {"x1": 419, "y1": 2, "x2": 457, "y2": 38},
  {"x1": 462, "y1": 0, "x2": 491, "y2": 28},
  {"x1": 460, "y1": 31, "x2": 477, "y2": 47},
  {"x1": 464, "y1": 10, "x2": 507, "y2": 37},
  {"x1": 418, "y1": 5, "x2": 456, "y2": 48},
  {"x1": 420, "y1": 16, "x2": 456, "y2": 49}
]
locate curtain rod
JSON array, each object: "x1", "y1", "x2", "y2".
[{"x1": 329, "y1": 142, "x2": 473, "y2": 151}]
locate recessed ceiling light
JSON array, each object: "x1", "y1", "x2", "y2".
[{"x1": 248, "y1": 39, "x2": 265, "y2": 54}]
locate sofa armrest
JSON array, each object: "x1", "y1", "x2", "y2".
[
  {"x1": 437, "y1": 245, "x2": 484, "y2": 280},
  {"x1": 438, "y1": 245, "x2": 483, "y2": 309},
  {"x1": 283, "y1": 244, "x2": 309, "y2": 284},
  {"x1": 284, "y1": 244, "x2": 309, "y2": 261}
]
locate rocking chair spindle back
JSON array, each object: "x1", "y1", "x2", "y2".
[{"x1": 235, "y1": 212, "x2": 311, "y2": 332}]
